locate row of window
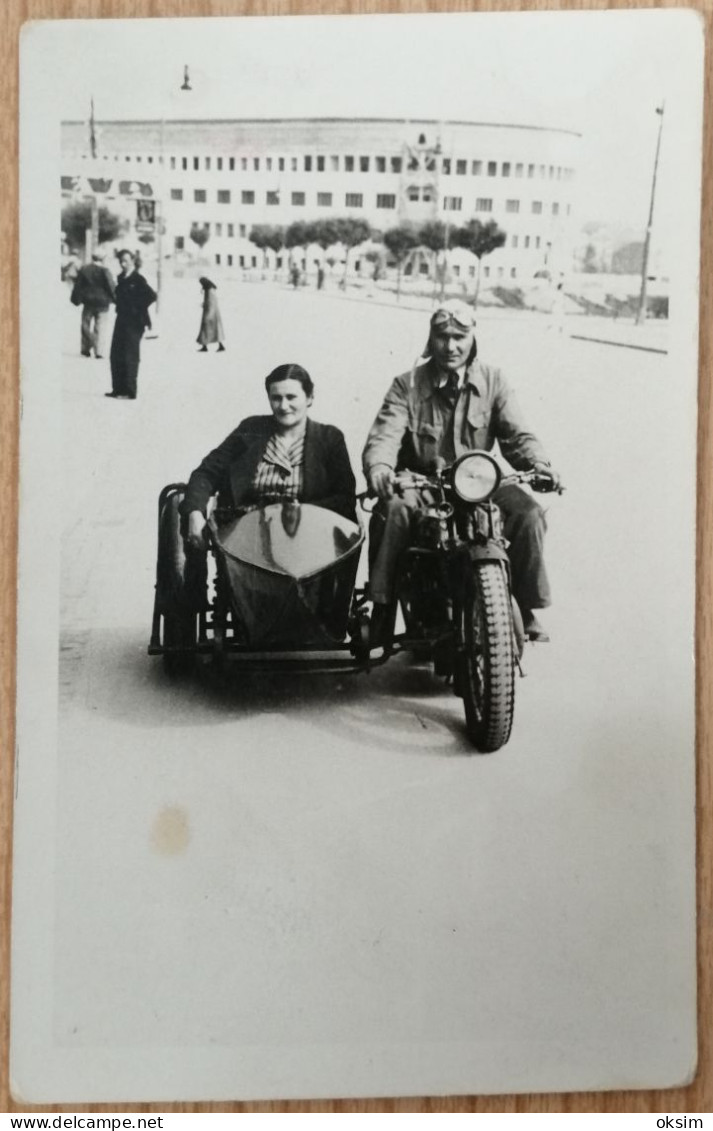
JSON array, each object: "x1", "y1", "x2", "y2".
[
  {"x1": 506, "y1": 234, "x2": 546, "y2": 250},
  {"x1": 191, "y1": 249, "x2": 523, "y2": 282},
  {"x1": 448, "y1": 196, "x2": 565, "y2": 217},
  {"x1": 173, "y1": 188, "x2": 395, "y2": 209},
  {"x1": 188, "y1": 222, "x2": 247, "y2": 238},
  {"x1": 171, "y1": 186, "x2": 568, "y2": 216},
  {"x1": 83, "y1": 150, "x2": 575, "y2": 182}
]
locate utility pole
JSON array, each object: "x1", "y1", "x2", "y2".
[
  {"x1": 636, "y1": 103, "x2": 665, "y2": 326},
  {"x1": 156, "y1": 116, "x2": 165, "y2": 315},
  {"x1": 85, "y1": 98, "x2": 99, "y2": 260},
  {"x1": 89, "y1": 97, "x2": 97, "y2": 159},
  {"x1": 155, "y1": 69, "x2": 192, "y2": 317}
]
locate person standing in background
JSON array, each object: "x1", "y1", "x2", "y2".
[
  {"x1": 106, "y1": 250, "x2": 156, "y2": 400},
  {"x1": 70, "y1": 249, "x2": 116, "y2": 359},
  {"x1": 196, "y1": 277, "x2": 226, "y2": 353}
]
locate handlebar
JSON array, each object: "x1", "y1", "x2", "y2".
[
  {"x1": 361, "y1": 466, "x2": 564, "y2": 503},
  {"x1": 501, "y1": 470, "x2": 565, "y2": 495}
]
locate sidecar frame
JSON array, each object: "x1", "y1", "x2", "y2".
[{"x1": 148, "y1": 483, "x2": 389, "y2": 674}]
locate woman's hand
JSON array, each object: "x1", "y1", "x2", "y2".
[{"x1": 185, "y1": 510, "x2": 207, "y2": 551}]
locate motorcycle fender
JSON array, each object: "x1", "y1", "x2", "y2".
[{"x1": 466, "y1": 542, "x2": 510, "y2": 566}]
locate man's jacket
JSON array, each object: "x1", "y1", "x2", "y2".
[
  {"x1": 362, "y1": 357, "x2": 548, "y2": 476},
  {"x1": 70, "y1": 263, "x2": 116, "y2": 311},
  {"x1": 114, "y1": 271, "x2": 156, "y2": 330},
  {"x1": 182, "y1": 416, "x2": 357, "y2": 521}
]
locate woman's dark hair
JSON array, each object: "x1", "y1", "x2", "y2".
[{"x1": 264, "y1": 363, "x2": 314, "y2": 397}]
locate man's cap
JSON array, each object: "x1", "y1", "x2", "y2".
[
  {"x1": 430, "y1": 298, "x2": 476, "y2": 331},
  {"x1": 91, "y1": 249, "x2": 106, "y2": 262}
]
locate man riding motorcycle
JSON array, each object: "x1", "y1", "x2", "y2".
[{"x1": 362, "y1": 299, "x2": 561, "y2": 645}]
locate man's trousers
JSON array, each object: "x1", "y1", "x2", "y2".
[
  {"x1": 110, "y1": 319, "x2": 143, "y2": 398},
  {"x1": 368, "y1": 482, "x2": 551, "y2": 613},
  {"x1": 80, "y1": 306, "x2": 109, "y2": 358}
]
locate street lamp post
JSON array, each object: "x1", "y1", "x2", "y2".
[
  {"x1": 155, "y1": 69, "x2": 192, "y2": 319},
  {"x1": 636, "y1": 103, "x2": 665, "y2": 326}
]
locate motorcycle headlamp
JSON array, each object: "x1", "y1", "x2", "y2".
[{"x1": 452, "y1": 452, "x2": 501, "y2": 503}]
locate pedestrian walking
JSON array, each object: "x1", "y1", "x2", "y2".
[
  {"x1": 196, "y1": 277, "x2": 226, "y2": 352},
  {"x1": 547, "y1": 280, "x2": 566, "y2": 334},
  {"x1": 70, "y1": 250, "x2": 116, "y2": 359},
  {"x1": 316, "y1": 265, "x2": 325, "y2": 291},
  {"x1": 290, "y1": 264, "x2": 301, "y2": 289},
  {"x1": 106, "y1": 250, "x2": 156, "y2": 400}
]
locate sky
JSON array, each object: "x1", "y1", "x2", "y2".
[{"x1": 25, "y1": 9, "x2": 705, "y2": 238}]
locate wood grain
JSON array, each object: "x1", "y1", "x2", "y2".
[{"x1": 1, "y1": 0, "x2": 710, "y2": 1113}]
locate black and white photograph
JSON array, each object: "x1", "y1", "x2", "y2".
[{"x1": 12, "y1": 9, "x2": 704, "y2": 1103}]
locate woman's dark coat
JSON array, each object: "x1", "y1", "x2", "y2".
[{"x1": 181, "y1": 416, "x2": 357, "y2": 521}]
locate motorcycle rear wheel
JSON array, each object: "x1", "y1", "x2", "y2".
[{"x1": 460, "y1": 561, "x2": 515, "y2": 752}]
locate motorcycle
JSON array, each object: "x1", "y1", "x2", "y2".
[
  {"x1": 370, "y1": 453, "x2": 562, "y2": 752},
  {"x1": 148, "y1": 451, "x2": 561, "y2": 753}
]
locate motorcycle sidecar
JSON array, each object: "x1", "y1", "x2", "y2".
[{"x1": 149, "y1": 485, "x2": 369, "y2": 674}]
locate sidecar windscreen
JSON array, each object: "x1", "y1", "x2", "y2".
[
  {"x1": 216, "y1": 501, "x2": 361, "y2": 578},
  {"x1": 212, "y1": 503, "x2": 364, "y2": 647}
]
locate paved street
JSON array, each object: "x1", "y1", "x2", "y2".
[{"x1": 51, "y1": 276, "x2": 695, "y2": 1097}]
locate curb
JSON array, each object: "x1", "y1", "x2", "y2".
[{"x1": 569, "y1": 334, "x2": 668, "y2": 355}]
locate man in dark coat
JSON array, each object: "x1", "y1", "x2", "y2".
[
  {"x1": 106, "y1": 250, "x2": 156, "y2": 400},
  {"x1": 70, "y1": 250, "x2": 116, "y2": 358}
]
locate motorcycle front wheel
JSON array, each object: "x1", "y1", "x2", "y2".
[{"x1": 460, "y1": 561, "x2": 515, "y2": 753}]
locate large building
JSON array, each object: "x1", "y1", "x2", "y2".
[{"x1": 61, "y1": 117, "x2": 581, "y2": 282}]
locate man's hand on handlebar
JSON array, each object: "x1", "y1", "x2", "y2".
[
  {"x1": 368, "y1": 464, "x2": 395, "y2": 500},
  {"x1": 531, "y1": 463, "x2": 563, "y2": 493},
  {"x1": 185, "y1": 509, "x2": 208, "y2": 551}
]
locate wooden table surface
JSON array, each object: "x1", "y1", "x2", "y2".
[{"x1": 1, "y1": 0, "x2": 710, "y2": 1113}]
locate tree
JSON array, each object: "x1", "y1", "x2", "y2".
[
  {"x1": 249, "y1": 224, "x2": 286, "y2": 259},
  {"x1": 60, "y1": 200, "x2": 125, "y2": 252},
  {"x1": 249, "y1": 225, "x2": 286, "y2": 276},
  {"x1": 414, "y1": 220, "x2": 448, "y2": 297},
  {"x1": 189, "y1": 223, "x2": 210, "y2": 250},
  {"x1": 450, "y1": 218, "x2": 507, "y2": 302},
  {"x1": 304, "y1": 218, "x2": 341, "y2": 250},
  {"x1": 450, "y1": 218, "x2": 506, "y2": 260},
  {"x1": 417, "y1": 220, "x2": 448, "y2": 255},
  {"x1": 285, "y1": 220, "x2": 311, "y2": 250},
  {"x1": 332, "y1": 217, "x2": 372, "y2": 283},
  {"x1": 383, "y1": 224, "x2": 420, "y2": 301},
  {"x1": 284, "y1": 220, "x2": 312, "y2": 269}
]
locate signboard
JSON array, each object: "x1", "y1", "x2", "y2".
[
  {"x1": 136, "y1": 198, "x2": 156, "y2": 225},
  {"x1": 135, "y1": 198, "x2": 156, "y2": 234}
]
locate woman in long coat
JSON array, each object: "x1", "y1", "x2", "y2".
[{"x1": 197, "y1": 277, "x2": 226, "y2": 352}]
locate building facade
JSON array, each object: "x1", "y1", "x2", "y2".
[{"x1": 61, "y1": 118, "x2": 581, "y2": 281}]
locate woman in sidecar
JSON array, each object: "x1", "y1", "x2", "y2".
[{"x1": 150, "y1": 364, "x2": 364, "y2": 674}]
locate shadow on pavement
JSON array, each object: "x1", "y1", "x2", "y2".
[{"x1": 65, "y1": 627, "x2": 476, "y2": 756}]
